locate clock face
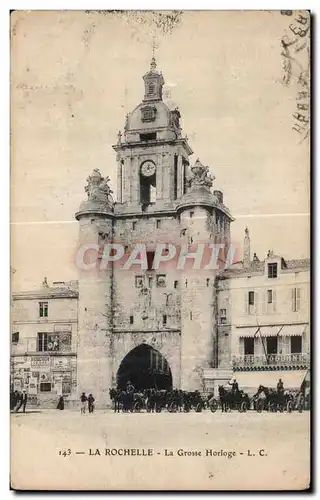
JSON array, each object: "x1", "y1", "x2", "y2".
[{"x1": 141, "y1": 160, "x2": 156, "y2": 177}]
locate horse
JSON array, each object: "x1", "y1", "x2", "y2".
[
  {"x1": 109, "y1": 388, "x2": 132, "y2": 413},
  {"x1": 218, "y1": 386, "x2": 234, "y2": 412}
]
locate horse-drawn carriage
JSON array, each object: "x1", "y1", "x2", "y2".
[
  {"x1": 208, "y1": 386, "x2": 251, "y2": 413},
  {"x1": 109, "y1": 388, "x2": 213, "y2": 413},
  {"x1": 252, "y1": 385, "x2": 306, "y2": 413}
]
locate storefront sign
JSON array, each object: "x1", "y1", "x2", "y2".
[
  {"x1": 52, "y1": 357, "x2": 71, "y2": 371},
  {"x1": 28, "y1": 378, "x2": 38, "y2": 394},
  {"x1": 31, "y1": 356, "x2": 51, "y2": 368}
]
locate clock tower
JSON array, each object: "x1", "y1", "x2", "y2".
[
  {"x1": 76, "y1": 58, "x2": 234, "y2": 406},
  {"x1": 113, "y1": 57, "x2": 193, "y2": 213}
]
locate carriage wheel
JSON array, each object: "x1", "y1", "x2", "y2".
[
  {"x1": 240, "y1": 401, "x2": 248, "y2": 413},
  {"x1": 195, "y1": 403, "x2": 202, "y2": 413},
  {"x1": 169, "y1": 402, "x2": 177, "y2": 413},
  {"x1": 256, "y1": 400, "x2": 263, "y2": 413},
  {"x1": 267, "y1": 401, "x2": 274, "y2": 413},
  {"x1": 133, "y1": 401, "x2": 141, "y2": 413},
  {"x1": 287, "y1": 400, "x2": 293, "y2": 413},
  {"x1": 210, "y1": 400, "x2": 218, "y2": 413}
]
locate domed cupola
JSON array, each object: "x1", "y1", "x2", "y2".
[
  {"x1": 176, "y1": 158, "x2": 218, "y2": 211},
  {"x1": 75, "y1": 168, "x2": 114, "y2": 219}
]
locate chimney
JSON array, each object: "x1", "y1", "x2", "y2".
[{"x1": 243, "y1": 227, "x2": 250, "y2": 268}]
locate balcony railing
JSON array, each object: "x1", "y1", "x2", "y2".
[
  {"x1": 232, "y1": 353, "x2": 310, "y2": 369},
  {"x1": 11, "y1": 340, "x2": 74, "y2": 356}
]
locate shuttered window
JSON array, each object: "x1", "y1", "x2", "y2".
[{"x1": 292, "y1": 288, "x2": 301, "y2": 312}]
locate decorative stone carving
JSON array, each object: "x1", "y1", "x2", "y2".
[
  {"x1": 170, "y1": 107, "x2": 181, "y2": 129},
  {"x1": 187, "y1": 158, "x2": 215, "y2": 191},
  {"x1": 141, "y1": 105, "x2": 157, "y2": 123},
  {"x1": 139, "y1": 281, "x2": 151, "y2": 319},
  {"x1": 84, "y1": 169, "x2": 113, "y2": 205}
]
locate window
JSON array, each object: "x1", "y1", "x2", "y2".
[
  {"x1": 124, "y1": 245, "x2": 129, "y2": 254},
  {"x1": 140, "y1": 133, "x2": 157, "y2": 142},
  {"x1": 129, "y1": 315, "x2": 134, "y2": 325},
  {"x1": 219, "y1": 309, "x2": 227, "y2": 324},
  {"x1": 174, "y1": 280, "x2": 179, "y2": 289},
  {"x1": 38, "y1": 333, "x2": 48, "y2": 352},
  {"x1": 189, "y1": 211, "x2": 194, "y2": 219},
  {"x1": 244, "y1": 337, "x2": 254, "y2": 355},
  {"x1": 206, "y1": 278, "x2": 210, "y2": 287},
  {"x1": 39, "y1": 301, "x2": 48, "y2": 318},
  {"x1": 190, "y1": 311, "x2": 193, "y2": 320},
  {"x1": 148, "y1": 82, "x2": 155, "y2": 95},
  {"x1": 291, "y1": 336, "x2": 302, "y2": 354},
  {"x1": 148, "y1": 276, "x2": 153, "y2": 288},
  {"x1": 40, "y1": 382, "x2": 51, "y2": 392},
  {"x1": 163, "y1": 314, "x2": 167, "y2": 325},
  {"x1": 268, "y1": 263, "x2": 278, "y2": 278},
  {"x1": 248, "y1": 291, "x2": 255, "y2": 305},
  {"x1": 173, "y1": 155, "x2": 178, "y2": 200},
  {"x1": 156, "y1": 274, "x2": 166, "y2": 287},
  {"x1": 132, "y1": 221, "x2": 137, "y2": 230},
  {"x1": 135, "y1": 276, "x2": 144, "y2": 288},
  {"x1": 156, "y1": 220, "x2": 161, "y2": 229},
  {"x1": 37, "y1": 333, "x2": 60, "y2": 352},
  {"x1": 12, "y1": 332, "x2": 19, "y2": 343},
  {"x1": 267, "y1": 290, "x2": 273, "y2": 304},
  {"x1": 266, "y1": 336, "x2": 278, "y2": 355},
  {"x1": 147, "y1": 251, "x2": 155, "y2": 271},
  {"x1": 292, "y1": 288, "x2": 301, "y2": 312}
]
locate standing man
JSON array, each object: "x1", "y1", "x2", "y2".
[
  {"x1": 277, "y1": 378, "x2": 284, "y2": 395},
  {"x1": 88, "y1": 394, "x2": 95, "y2": 414},
  {"x1": 22, "y1": 390, "x2": 28, "y2": 413},
  {"x1": 228, "y1": 379, "x2": 239, "y2": 394},
  {"x1": 80, "y1": 392, "x2": 87, "y2": 414},
  {"x1": 126, "y1": 381, "x2": 135, "y2": 412}
]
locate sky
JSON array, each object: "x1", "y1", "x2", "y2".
[{"x1": 11, "y1": 10, "x2": 310, "y2": 291}]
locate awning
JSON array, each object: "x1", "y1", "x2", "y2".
[
  {"x1": 237, "y1": 325, "x2": 308, "y2": 338},
  {"x1": 237, "y1": 327, "x2": 260, "y2": 338},
  {"x1": 281, "y1": 324, "x2": 308, "y2": 336},
  {"x1": 229, "y1": 370, "x2": 308, "y2": 397},
  {"x1": 237, "y1": 326, "x2": 282, "y2": 337}
]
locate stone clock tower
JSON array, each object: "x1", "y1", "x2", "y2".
[
  {"x1": 113, "y1": 57, "x2": 192, "y2": 212},
  {"x1": 75, "y1": 58, "x2": 234, "y2": 407}
]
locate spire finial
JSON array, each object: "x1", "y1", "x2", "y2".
[{"x1": 150, "y1": 36, "x2": 157, "y2": 71}]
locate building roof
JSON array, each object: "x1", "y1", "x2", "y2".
[
  {"x1": 12, "y1": 282, "x2": 79, "y2": 300},
  {"x1": 220, "y1": 257, "x2": 310, "y2": 279}
]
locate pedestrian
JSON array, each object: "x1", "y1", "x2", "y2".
[
  {"x1": 80, "y1": 392, "x2": 87, "y2": 414},
  {"x1": 22, "y1": 390, "x2": 28, "y2": 413},
  {"x1": 57, "y1": 395, "x2": 65, "y2": 410},
  {"x1": 15, "y1": 391, "x2": 24, "y2": 412},
  {"x1": 16, "y1": 390, "x2": 28, "y2": 413},
  {"x1": 88, "y1": 393, "x2": 95, "y2": 414}
]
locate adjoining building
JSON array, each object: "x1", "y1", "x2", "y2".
[
  {"x1": 11, "y1": 279, "x2": 78, "y2": 407},
  {"x1": 204, "y1": 230, "x2": 310, "y2": 396}
]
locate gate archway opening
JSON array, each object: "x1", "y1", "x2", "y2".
[{"x1": 116, "y1": 344, "x2": 172, "y2": 391}]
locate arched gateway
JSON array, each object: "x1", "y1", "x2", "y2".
[{"x1": 116, "y1": 344, "x2": 172, "y2": 391}]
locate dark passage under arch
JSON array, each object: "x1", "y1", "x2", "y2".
[{"x1": 116, "y1": 344, "x2": 172, "y2": 392}]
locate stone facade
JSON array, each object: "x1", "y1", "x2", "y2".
[{"x1": 74, "y1": 59, "x2": 234, "y2": 407}]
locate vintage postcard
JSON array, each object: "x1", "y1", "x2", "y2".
[{"x1": 10, "y1": 10, "x2": 310, "y2": 491}]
